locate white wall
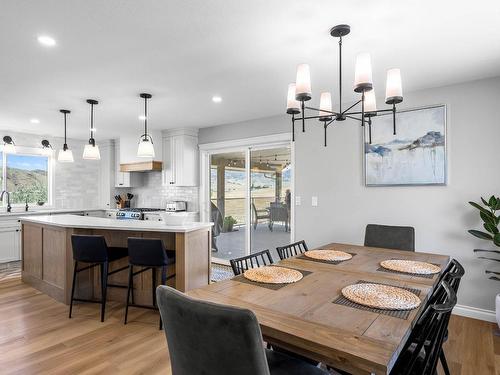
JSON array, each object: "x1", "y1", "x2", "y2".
[
  {"x1": 0, "y1": 131, "x2": 104, "y2": 209},
  {"x1": 199, "y1": 77, "x2": 500, "y2": 317}
]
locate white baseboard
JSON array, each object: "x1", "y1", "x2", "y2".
[{"x1": 452, "y1": 304, "x2": 497, "y2": 323}]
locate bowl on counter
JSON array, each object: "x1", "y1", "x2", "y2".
[{"x1": 159, "y1": 212, "x2": 195, "y2": 226}]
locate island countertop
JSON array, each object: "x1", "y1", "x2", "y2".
[{"x1": 21, "y1": 214, "x2": 213, "y2": 233}]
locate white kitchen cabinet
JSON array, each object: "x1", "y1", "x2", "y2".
[
  {"x1": 0, "y1": 220, "x2": 21, "y2": 263},
  {"x1": 162, "y1": 129, "x2": 198, "y2": 186},
  {"x1": 114, "y1": 139, "x2": 142, "y2": 188}
]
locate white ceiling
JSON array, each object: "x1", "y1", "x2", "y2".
[{"x1": 1, "y1": 0, "x2": 499, "y2": 140}]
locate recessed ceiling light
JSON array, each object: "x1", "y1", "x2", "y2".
[
  {"x1": 138, "y1": 115, "x2": 147, "y2": 120},
  {"x1": 212, "y1": 96, "x2": 222, "y2": 103},
  {"x1": 30, "y1": 118, "x2": 40, "y2": 124},
  {"x1": 37, "y1": 35, "x2": 56, "y2": 47}
]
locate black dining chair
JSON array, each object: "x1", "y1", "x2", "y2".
[
  {"x1": 230, "y1": 249, "x2": 274, "y2": 276},
  {"x1": 156, "y1": 285, "x2": 328, "y2": 375},
  {"x1": 364, "y1": 224, "x2": 415, "y2": 251},
  {"x1": 276, "y1": 240, "x2": 308, "y2": 260},
  {"x1": 389, "y1": 280, "x2": 457, "y2": 375},
  {"x1": 436, "y1": 259, "x2": 465, "y2": 375},
  {"x1": 69, "y1": 235, "x2": 129, "y2": 322},
  {"x1": 124, "y1": 238, "x2": 176, "y2": 329}
]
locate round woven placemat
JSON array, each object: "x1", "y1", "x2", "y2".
[
  {"x1": 341, "y1": 283, "x2": 421, "y2": 310},
  {"x1": 243, "y1": 266, "x2": 303, "y2": 284},
  {"x1": 380, "y1": 260, "x2": 441, "y2": 275},
  {"x1": 304, "y1": 250, "x2": 352, "y2": 261}
]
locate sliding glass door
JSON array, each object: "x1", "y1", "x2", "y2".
[{"x1": 206, "y1": 143, "x2": 293, "y2": 264}]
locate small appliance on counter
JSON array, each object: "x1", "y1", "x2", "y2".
[{"x1": 165, "y1": 201, "x2": 187, "y2": 212}]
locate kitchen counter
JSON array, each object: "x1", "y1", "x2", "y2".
[
  {"x1": 21, "y1": 215, "x2": 212, "y2": 233},
  {"x1": 0, "y1": 208, "x2": 111, "y2": 218},
  {"x1": 21, "y1": 214, "x2": 212, "y2": 305}
]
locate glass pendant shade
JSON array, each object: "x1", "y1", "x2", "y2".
[
  {"x1": 286, "y1": 83, "x2": 300, "y2": 114},
  {"x1": 3, "y1": 142, "x2": 16, "y2": 154},
  {"x1": 318, "y1": 92, "x2": 333, "y2": 120},
  {"x1": 385, "y1": 68, "x2": 403, "y2": 104},
  {"x1": 354, "y1": 53, "x2": 373, "y2": 92},
  {"x1": 58, "y1": 148, "x2": 74, "y2": 163},
  {"x1": 137, "y1": 138, "x2": 155, "y2": 158},
  {"x1": 364, "y1": 89, "x2": 377, "y2": 113},
  {"x1": 295, "y1": 64, "x2": 312, "y2": 101},
  {"x1": 83, "y1": 144, "x2": 101, "y2": 160}
]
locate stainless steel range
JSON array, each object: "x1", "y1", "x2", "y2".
[{"x1": 115, "y1": 208, "x2": 165, "y2": 220}]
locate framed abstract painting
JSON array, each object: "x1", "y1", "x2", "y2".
[{"x1": 364, "y1": 104, "x2": 447, "y2": 186}]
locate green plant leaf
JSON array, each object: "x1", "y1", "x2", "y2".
[
  {"x1": 481, "y1": 197, "x2": 489, "y2": 206},
  {"x1": 469, "y1": 201, "x2": 496, "y2": 220},
  {"x1": 484, "y1": 222, "x2": 499, "y2": 234},
  {"x1": 495, "y1": 199, "x2": 500, "y2": 211},
  {"x1": 480, "y1": 211, "x2": 497, "y2": 226},
  {"x1": 468, "y1": 229, "x2": 493, "y2": 240},
  {"x1": 489, "y1": 196, "x2": 497, "y2": 208},
  {"x1": 494, "y1": 233, "x2": 500, "y2": 247}
]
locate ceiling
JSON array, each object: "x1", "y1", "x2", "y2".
[{"x1": 1, "y1": 0, "x2": 499, "y2": 140}]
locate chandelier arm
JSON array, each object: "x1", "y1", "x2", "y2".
[
  {"x1": 291, "y1": 114, "x2": 295, "y2": 142},
  {"x1": 341, "y1": 99, "x2": 362, "y2": 116},
  {"x1": 368, "y1": 117, "x2": 372, "y2": 144},
  {"x1": 304, "y1": 106, "x2": 339, "y2": 116},
  {"x1": 392, "y1": 103, "x2": 397, "y2": 135},
  {"x1": 323, "y1": 118, "x2": 337, "y2": 147},
  {"x1": 301, "y1": 101, "x2": 305, "y2": 132},
  {"x1": 345, "y1": 107, "x2": 394, "y2": 116}
]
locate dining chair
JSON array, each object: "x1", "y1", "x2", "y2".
[
  {"x1": 389, "y1": 280, "x2": 457, "y2": 375},
  {"x1": 436, "y1": 259, "x2": 465, "y2": 375},
  {"x1": 156, "y1": 285, "x2": 328, "y2": 375},
  {"x1": 276, "y1": 240, "x2": 308, "y2": 260},
  {"x1": 252, "y1": 202, "x2": 271, "y2": 230},
  {"x1": 364, "y1": 224, "x2": 415, "y2": 251},
  {"x1": 230, "y1": 249, "x2": 274, "y2": 276}
]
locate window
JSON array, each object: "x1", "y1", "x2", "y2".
[{"x1": 1, "y1": 149, "x2": 51, "y2": 206}]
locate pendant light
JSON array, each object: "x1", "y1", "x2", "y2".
[
  {"x1": 137, "y1": 93, "x2": 155, "y2": 158},
  {"x1": 82, "y1": 99, "x2": 101, "y2": 160},
  {"x1": 58, "y1": 109, "x2": 74, "y2": 163},
  {"x1": 2, "y1": 136, "x2": 16, "y2": 154}
]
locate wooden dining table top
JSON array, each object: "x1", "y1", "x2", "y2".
[{"x1": 188, "y1": 243, "x2": 450, "y2": 375}]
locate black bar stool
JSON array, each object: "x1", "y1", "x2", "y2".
[
  {"x1": 124, "y1": 237, "x2": 176, "y2": 329},
  {"x1": 69, "y1": 235, "x2": 129, "y2": 322}
]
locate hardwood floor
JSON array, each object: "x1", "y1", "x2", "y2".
[{"x1": 0, "y1": 273, "x2": 498, "y2": 374}]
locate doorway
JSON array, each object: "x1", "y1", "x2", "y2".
[{"x1": 200, "y1": 136, "x2": 293, "y2": 265}]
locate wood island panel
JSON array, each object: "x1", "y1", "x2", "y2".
[{"x1": 21, "y1": 221, "x2": 211, "y2": 306}]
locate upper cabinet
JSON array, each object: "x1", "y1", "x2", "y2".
[
  {"x1": 114, "y1": 139, "x2": 143, "y2": 188},
  {"x1": 162, "y1": 129, "x2": 199, "y2": 186}
]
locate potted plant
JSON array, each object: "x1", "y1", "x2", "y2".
[
  {"x1": 222, "y1": 216, "x2": 237, "y2": 233},
  {"x1": 468, "y1": 195, "x2": 500, "y2": 329}
]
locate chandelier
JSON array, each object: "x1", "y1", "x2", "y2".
[{"x1": 286, "y1": 24, "x2": 404, "y2": 146}]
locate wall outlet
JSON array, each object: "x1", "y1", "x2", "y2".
[
  {"x1": 312, "y1": 196, "x2": 318, "y2": 206},
  {"x1": 295, "y1": 196, "x2": 301, "y2": 206}
]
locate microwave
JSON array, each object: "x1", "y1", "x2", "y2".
[{"x1": 165, "y1": 201, "x2": 187, "y2": 212}]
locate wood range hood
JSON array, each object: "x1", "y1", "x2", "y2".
[{"x1": 120, "y1": 161, "x2": 163, "y2": 172}]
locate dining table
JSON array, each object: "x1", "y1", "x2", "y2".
[{"x1": 188, "y1": 243, "x2": 450, "y2": 375}]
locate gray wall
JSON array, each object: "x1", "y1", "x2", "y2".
[{"x1": 199, "y1": 77, "x2": 500, "y2": 314}]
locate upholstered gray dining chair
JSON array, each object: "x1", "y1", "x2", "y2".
[
  {"x1": 156, "y1": 285, "x2": 328, "y2": 375},
  {"x1": 364, "y1": 224, "x2": 415, "y2": 251}
]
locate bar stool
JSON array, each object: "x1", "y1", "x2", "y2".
[
  {"x1": 69, "y1": 235, "x2": 129, "y2": 322},
  {"x1": 124, "y1": 237, "x2": 176, "y2": 329}
]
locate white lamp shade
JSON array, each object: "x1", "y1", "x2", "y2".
[
  {"x1": 3, "y1": 143, "x2": 16, "y2": 154},
  {"x1": 364, "y1": 89, "x2": 377, "y2": 113},
  {"x1": 286, "y1": 83, "x2": 300, "y2": 114},
  {"x1": 318, "y1": 92, "x2": 333, "y2": 119},
  {"x1": 58, "y1": 149, "x2": 74, "y2": 163},
  {"x1": 137, "y1": 138, "x2": 155, "y2": 158},
  {"x1": 354, "y1": 53, "x2": 373, "y2": 92},
  {"x1": 385, "y1": 68, "x2": 403, "y2": 103},
  {"x1": 83, "y1": 144, "x2": 101, "y2": 160},
  {"x1": 295, "y1": 64, "x2": 312, "y2": 100}
]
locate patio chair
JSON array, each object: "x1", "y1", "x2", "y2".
[
  {"x1": 252, "y1": 202, "x2": 270, "y2": 230},
  {"x1": 211, "y1": 202, "x2": 223, "y2": 252},
  {"x1": 269, "y1": 202, "x2": 289, "y2": 232}
]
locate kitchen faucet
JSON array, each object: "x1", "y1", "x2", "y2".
[{"x1": 0, "y1": 191, "x2": 12, "y2": 212}]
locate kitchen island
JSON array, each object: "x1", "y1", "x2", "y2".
[{"x1": 21, "y1": 215, "x2": 212, "y2": 305}]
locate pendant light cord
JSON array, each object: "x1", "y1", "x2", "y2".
[
  {"x1": 144, "y1": 96, "x2": 148, "y2": 140},
  {"x1": 90, "y1": 102, "x2": 94, "y2": 140}
]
